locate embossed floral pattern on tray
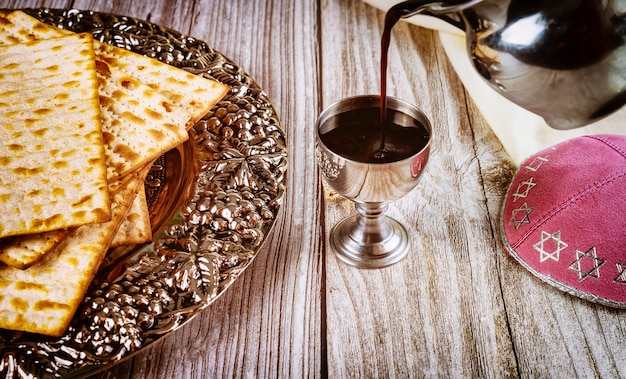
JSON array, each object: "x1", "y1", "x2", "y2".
[{"x1": 0, "y1": 8, "x2": 287, "y2": 378}]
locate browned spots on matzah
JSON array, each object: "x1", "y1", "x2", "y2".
[
  {"x1": 15, "y1": 282, "x2": 46, "y2": 291},
  {"x1": 52, "y1": 161, "x2": 68, "y2": 169},
  {"x1": 113, "y1": 144, "x2": 142, "y2": 163},
  {"x1": 72, "y1": 195, "x2": 94, "y2": 208},
  {"x1": 62, "y1": 80, "x2": 80, "y2": 88},
  {"x1": 146, "y1": 108, "x2": 163, "y2": 120},
  {"x1": 34, "y1": 300, "x2": 70, "y2": 312},
  {"x1": 114, "y1": 89, "x2": 130, "y2": 100},
  {"x1": 92, "y1": 207, "x2": 111, "y2": 220},
  {"x1": 30, "y1": 214, "x2": 64, "y2": 231},
  {"x1": 98, "y1": 94, "x2": 114, "y2": 108},
  {"x1": 160, "y1": 101, "x2": 173, "y2": 112},
  {"x1": 11, "y1": 297, "x2": 27, "y2": 312},
  {"x1": 7, "y1": 144, "x2": 23, "y2": 152},
  {"x1": 0, "y1": 90, "x2": 18, "y2": 98},
  {"x1": 12, "y1": 167, "x2": 44, "y2": 176},
  {"x1": 121, "y1": 111, "x2": 146, "y2": 126},
  {"x1": 99, "y1": 55, "x2": 118, "y2": 66},
  {"x1": 120, "y1": 76, "x2": 140, "y2": 90},
  {"x1": 33, "y1": 108, "x2": 52, "y2": 115},
  {"x1": 32, "y1": 21, "x2": 53, "y2": 33},
  {"x1": 166, "y1": 76, "x2": 188, "y2": 86},
  {"x1": 147, "y1": 128, "x2": 166, "y2": 142},
  {"x1": 61, "y1": 149, "x2": 76, "y2": 158},
  {"x1": 95, "y1": 59, "x2": 111, "y2": 76},
  {"x1": 101, "y1": 131, "x2": 116, "y2": 145},
  {"x1": 32, "y1": 128, "x2": 48, "y2": 137}
]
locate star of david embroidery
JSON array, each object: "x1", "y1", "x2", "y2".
[
  {"x1": 533, "y1": 230, "x2": 567, "y2": 262},
  {"x1": 614, "y1": 263, "x2": 626, "y2": 284},
  {"x1": 569, "y1": 247, "x2": 605, "y2": 282},
  {"x1": 509, "y1": 203, "x2": 533, "y2": 230},
  {"x1": 513, "y1": 177, "x2": 537, "y2": 201},
  {"x1": 525, "y1": 155, "x2": 549, "y2": 173}
]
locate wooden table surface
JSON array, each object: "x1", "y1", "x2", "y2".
[{"x1": 1, "y1": 0, "x2": 626, "y2": 378}]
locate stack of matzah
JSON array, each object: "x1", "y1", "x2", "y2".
[{"x1": 0, "y1": 11, "x2": 229, "y2": 337}]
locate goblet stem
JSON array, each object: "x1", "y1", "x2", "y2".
[
  {"x1": 329, "y1": 202, "x2": 410, "y2": 269},
  {"x1": 354, "y1": 202, "x2": 393, "y2": 244}
]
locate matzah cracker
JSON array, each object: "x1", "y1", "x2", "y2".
[
  {"x1": 110, "y1": 181, "x2": 152, "y2": 248},
  {"x1": 0, "y1": 172, "x2": 142, "y2": 337},
  {"x1": 0, "y1": 228, "x2": 72, "y2": 269},
  {"x1": 0, "y1": 10, "x2": 72, "y2": 44},
  {"x1": 0, "y1": 32, "x2": 110, "y2": 238},
  {"x1": 110, "y1": 164, "x2": 153, "y2": 248},
  {"x1": 93, "y1": 41, "x2": 229, "y2": 126},
  {"x1": 95, "y1": 60, "x2": 193, "y2": 180}
]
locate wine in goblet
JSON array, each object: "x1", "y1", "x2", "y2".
[{"x1": 315, "y1": 95, "x2": 431, "y2": 269}]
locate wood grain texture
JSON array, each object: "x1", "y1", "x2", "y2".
[
  {"x1": 320, "y1": 1, "x2": 517, "y2": 377},
  {"x1": 0, "y1": 0, "x2": 625, "y2": 378}
]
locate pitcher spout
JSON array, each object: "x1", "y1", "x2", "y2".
[{"x1": 388, "y1": 0, "x2": 479, "y2": 31}]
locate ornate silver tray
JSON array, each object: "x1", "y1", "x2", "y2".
[{"x1": 0, "y1": 8, "x2": 287, "y2": 378}]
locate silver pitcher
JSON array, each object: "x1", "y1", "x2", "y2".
[{"x1": 391, "y1": 0, "x2": 626, "y2": 129}]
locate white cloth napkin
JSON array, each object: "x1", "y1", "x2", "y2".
[{"x1": 363, "y1": 0, "x2": 626, "y2": 165}]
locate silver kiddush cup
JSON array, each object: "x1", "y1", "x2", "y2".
[{"x1": 315, "y1": 95, "x2": 431, "y2": 268}]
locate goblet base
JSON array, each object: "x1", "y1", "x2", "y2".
[{"x1": 329, "y1": 214, "x2": 409, "y2": 269}]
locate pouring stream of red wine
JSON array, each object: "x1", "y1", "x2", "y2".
[
  {"x1": 379, "y1": 1, "x2": 428, "y2": 159},
  {"x1": 378, "y1": 10, "x2": 396, "y2": 158}
]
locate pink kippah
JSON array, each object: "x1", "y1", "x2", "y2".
[{"x1": 502, "y1": 134, "x2": 626, "y2": 308}]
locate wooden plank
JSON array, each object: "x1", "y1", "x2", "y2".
[
  {"x1": 320, "y1": 0, "x2": 518, "y2": 377},
  {"x1": 0, "y1": 0, "x2": 70, "y2": 9}
]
